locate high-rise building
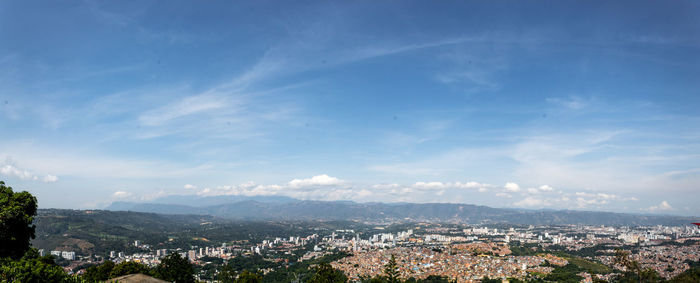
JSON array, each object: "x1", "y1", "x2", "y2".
[
  {"x1": 188, "y1": 250, "x2": 197, "y2": 260},
  {"x1": 61, "y1": 251, "x2": 76, "y2": 261},
  {"x1": 38, "y1": 249, "x2": 45, "y2": 256},
  {"x1": 110, "y1": 251, "x2": 116, "y2": 258}
]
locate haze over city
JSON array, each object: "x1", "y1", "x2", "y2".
[{"x1": 1, "y1": 1, "x2": 699, "y2": 216}]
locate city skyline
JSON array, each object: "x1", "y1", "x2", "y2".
[{"x1": 1, "y1": 1, "x2": 699, "y2": 215}]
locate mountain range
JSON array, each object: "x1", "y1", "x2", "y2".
[{"x1": 106, "y1": 195, "x2": 696, "y2": 226}]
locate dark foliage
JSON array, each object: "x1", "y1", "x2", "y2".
[
  {"x1": 308, "y1": 262, "x2": 347, "y2": 283},
  {"x1": 83, "y1": 260, "x2": 115, "y2": 282},
  {"x1": 153, "y1": 253, "x2": 195, "y2": 283},
  {"x1": 0, "y1": 249, "x2": 79, "y2": 283},
  {"x1": 0, "y1": 181, "x2": 38, "y2": 259},
  {"x1": 236, "y1": 270, "x2": 262, "y2": 283},
  {"x1": 109, "y1": 261, "x2": 151, "y2": 278}
]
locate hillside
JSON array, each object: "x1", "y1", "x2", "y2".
[
  {"x1": 106, "y1": 198, "x2": 696, "y2": 226},
  {"x1": 33, "y1": 209, "x2": 347, "y2": 256}
]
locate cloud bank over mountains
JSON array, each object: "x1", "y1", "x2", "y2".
[{"x1": 98, "y1": 174, "x2": 645, "y2": 213}]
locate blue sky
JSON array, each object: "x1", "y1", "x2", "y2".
[{"x1": 1, "y1": 1, "x2": 699, "y2": 215}]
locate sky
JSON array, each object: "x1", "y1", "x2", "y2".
[{"x1": 1, "y1": 1, "x2": 699, "y2": 216}]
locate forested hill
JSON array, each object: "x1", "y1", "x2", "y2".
[
  {"x1": 33, "y1": 209, "x2": 351, "y2": 256},
  {"x1": 106, "y1": 199, "x2": 696, "y2": 226},
  {"x1": 33, "y1": 209, "x2": 216, "y2": 256}
]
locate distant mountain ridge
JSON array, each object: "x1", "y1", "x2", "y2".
[{"x1": 106, "y1": 196, "x2": 696, "y2": 226}]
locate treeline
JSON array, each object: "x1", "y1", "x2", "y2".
[{"x1": 81, "y1": 253, "x2": 195, "y2": 282}]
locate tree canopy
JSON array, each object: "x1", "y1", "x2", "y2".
[
  {"x1": 153, "y1": 253, "x2": 195, "y2": 283},
  {"x1": 0, "y1": 248, "x2": 80, "y2": 283},
  {"x1": 0, "y1": 181, "x2": 38, "y2": 259},
  {"x1": 235, "y1": 270, "x2": 262, "y2": 283},
  {"x1": 383, "y1": 255, "x2": 400, "y2": 283},
  {"x1": 308, "y1": 262, "x2": 347, "y2": 283}
]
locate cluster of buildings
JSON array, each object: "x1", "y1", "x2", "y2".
[
  {"x1": 332, "y1": 246, "x2": 552, "y2": 282},
  {"x1": 39, "y1": 249, "x2": 76, "y2": 261},
  {"x1": 105, "y1": 234, "x2": 321, "y2": 267},
  {"x1": 597, "y1": 243, "x2": 700, "y2": 279},
  {"x1": 327, "y1": 224, "x2": 699, "y2": 282}
]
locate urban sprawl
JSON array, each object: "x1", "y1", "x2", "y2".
[{"x1": 46, "y1": 224, "x2": 700, "y2": 282}]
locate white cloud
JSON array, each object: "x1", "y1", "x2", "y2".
[
  {"x1": 410, "y1": 181, "x2": 491, "y2": 192},
  {"x1": 112, "y1": 191, "x2": 133, "y2": 199},
  {"x1": 412, "y1": 181, "x2": 446, "y2": 190},
  {"x1": 1, "y1": 164, "x2": 34, "y2": 180},
  {"x1": 42, "y1": 175, "x2": 58, "y2": 183},
  {"x1": 372, "y1": 183, "x2": 400, "y2": 190},
  {"x1": 496, "y1": 192, "x2": 512, "y2": 198},
  {"x1": 596, "y1": 193, "x2": 618, "y2": 200},
  {"x1": 514, "y1": 196, "x2": 547, "y2": 207},
  {"x1": 504, "y1": 182, "x2": 520, "y2": 192},
  {"x1": 193, "y1": 175, "x2": 356, "y2": 200},
  {"x1": 182, "y1": 177, "x2": 501, "y2": 203},
  {"x1": 195, "y1": 182, "x2": 284, "y2": 197},
  {"x1": 454, "y1": 181, "x2": 488, "y2": 190},
  {"x1": 649, "y1": 200, "x2": 672, "y2": 212},
  {"x1": 575, "y1": 192, "x2": 594, "y2": 197},
  {"x1": 575, "y1": 197, "x2": 607, "y2": 208},
  {"x1": 0, "y1": 162, "x2": 58, "y2": 183},
  {"x1": 538, "y1": 185, "x2": 554, "y2": 191},
  {"x1": 573, "y1": 192, "x2": 637, "y2": 202},
  {"x1": 288, "y1": 174, "x2": 344, "y2": 188},
  {"x1": 507, "y1": 187, "x2": 637, "y2": 209},
  {"x1": 127, "y1": 173, "x2": 641, "y2": 210}
]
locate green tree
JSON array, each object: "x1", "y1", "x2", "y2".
[
  {"x1": 480, "y1": 277, "x2": 501, "y2": 283},
  {"x1": 0, "y1": 249, "x2": 81, "y2": 283},
  {"x1": 420, "y1": 275, "x2": 453, "y2": 283},
  {"x1": 235, "y1": 270, "x2": 262, "y2": 283},
  {"x1": 307, "y1": 262, "x2": 347, "y2": 283},
  {"x1": 0, "y1": 182, "x2": 81, "y2": 283},
  {"x1": 0, "y1": 181, "x2": 38, "y2": 259},
  {"x1": 217, "y1": 264, "x2": 237, "y2": 283},
  {"x1": 109, "y1": 261, "x2": 150, "y2": 278},
  {"x1": 82, "y1": 261, "x2": 115, "y2": 282},
  {"x1": 383, "y1": 255, "x2": 400, "y2": 283},
  {"x1": 154, "y1": 253, "x2": 195, "y2": 283},
  {"x1": 362, "y1": 277, "x2": 385, "y2": 283}
]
